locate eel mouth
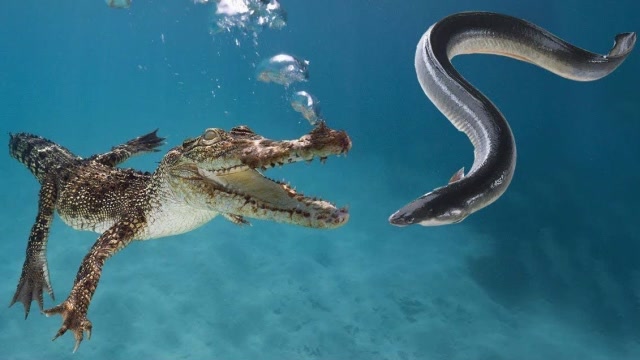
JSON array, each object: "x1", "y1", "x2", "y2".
[{"x1": 194, "y1": 122, "x2": 351, "y2": 229}]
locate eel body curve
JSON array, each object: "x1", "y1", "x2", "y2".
[{"x1": 389, "y1": 12, "x2": 636, "y2": 226}]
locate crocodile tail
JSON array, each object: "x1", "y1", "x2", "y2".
[{"x1": 8, "y1": 133, "x2": 80, "y2": 182}]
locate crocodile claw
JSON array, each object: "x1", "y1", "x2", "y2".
[
  {"x1": 9, "y1": 262, "x2": 54, "y2": 319},
  {"x1": 44, "y1": 300, "x2": 92, "y2": 353}
]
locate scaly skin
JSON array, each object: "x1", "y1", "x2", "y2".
[{"x1": 8, "y1": 123, "x2": 351, "y2": 351}]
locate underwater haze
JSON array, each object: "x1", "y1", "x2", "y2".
[{"x1": 1, "y1": 0, "x2": 639, "y2": 359}]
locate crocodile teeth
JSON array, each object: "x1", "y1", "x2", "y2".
[{"x1": 206, "y1": 165, "x2": 250, "y2": 176}]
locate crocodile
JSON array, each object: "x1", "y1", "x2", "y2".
[{"x1": 8, "y1": 122, "x2": 351, "y2": 352}]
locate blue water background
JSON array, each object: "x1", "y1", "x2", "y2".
[{"x1": 1, "y1": 0, "x2": 639, "y2": 359}]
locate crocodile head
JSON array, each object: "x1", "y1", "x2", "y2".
[{"x1": 157, "y1": 122, "x2": 351, "y2": 229}]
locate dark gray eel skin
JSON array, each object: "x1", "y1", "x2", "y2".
[{"x1": 389, "y1": 12, "x2": 636, "y2": 226}]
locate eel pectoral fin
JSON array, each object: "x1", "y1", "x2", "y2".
[{"x1": 448, "y1": 167, "x2": 465, "y2": 184}]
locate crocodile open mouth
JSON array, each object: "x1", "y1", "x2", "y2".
[{"x1": 185, "y1": 122, "x2": 351, "y2": 229}]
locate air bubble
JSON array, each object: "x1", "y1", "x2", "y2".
[
  {"x1": 290, "y1": 91, "x2": 323, "y2": 126},
  {"x1": 256, "y1": 54, "x2": 309, "y2": 87}
]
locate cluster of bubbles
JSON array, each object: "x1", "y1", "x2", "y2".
[
  {"x1": 106, "y1": 0, "x2": 323, "y2": 126},
  {"x1": 255, "y1": 53, "x2": 323, "y2": 127},
  {"x1": 196, "y1": 0, "x2": 325, "y2": 127},
  {"x1": 208, "y1": 0, "x2": 287, "y2": 35}
]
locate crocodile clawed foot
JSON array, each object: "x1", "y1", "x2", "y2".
[
  {"x1": 127, "y1": 129, "x2": 165, "y2": 153},
  {"x1": 9, "y1": 264, "x2": 54, "y2": 319},
  {"x1": 44, "y1": 300, "x2": 92, "y2": 353}
]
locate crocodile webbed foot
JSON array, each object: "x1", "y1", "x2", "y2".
[
  {"x1": 120, "y1": 129, "x2": 165, "y2": 154},
  {"x1": 10, "y1": 260, "x2": 54, "y2": 319},
  {"x1": 90, "y1": 129, "x2": 166, "y2": 167},
  {"x1": 40, "y1": 212, "x2": 142, "y2": 352},
  {"x1": 44, "y1": 299, "x2": 92, "y2": 353}
]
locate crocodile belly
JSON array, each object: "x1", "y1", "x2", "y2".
[{"x1": 137, "y1": 204, "x2": 219, "y2": 240}]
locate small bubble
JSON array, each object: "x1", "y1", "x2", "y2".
[
  {"x1": 290, "y1": 91, "x2": 323, "y2": 126},
  {"x1": 105, "y1": 0, "x2": 131, "y2": 9}
]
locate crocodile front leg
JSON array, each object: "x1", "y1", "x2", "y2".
[
  {"x1": 43, "y1": 211, "x2": 145, "y2": 352},
  {"x1": 10, "y1": 177, "x2": 57, "y2": 318}
]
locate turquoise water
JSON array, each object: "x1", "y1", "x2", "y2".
[{"x1": 1, "y1": 0, "x2": 639, "y2": 359}]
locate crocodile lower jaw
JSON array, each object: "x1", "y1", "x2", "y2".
[{"x1": 198, "y1": 167, "x2": 348, "y2": 229}]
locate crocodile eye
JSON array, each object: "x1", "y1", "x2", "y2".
[{"x1": 203, "y1": 129, "x2": 221, "y2": 142}]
